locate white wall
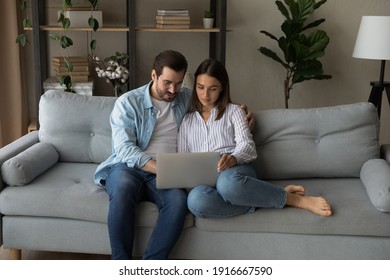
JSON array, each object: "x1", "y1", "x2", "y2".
[
  {"x1": 227, "y1": 0, "x2": 390, "y2": 144},
  {"x1": 25, "y1": 0, "x2": 390, "y2": 143}
]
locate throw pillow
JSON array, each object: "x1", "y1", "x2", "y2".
[
  {"x1": 1, "y1": 142, "x2": 59, "y2": 186},
  {"x1": 360, "y1": 158, "x2": 390, "y2": 212}
]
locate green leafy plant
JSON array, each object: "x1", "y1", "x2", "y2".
[
  {"x1": 50, "y1": 0, "x2": 100, "y2": 92},
  {"x1": 204, "y1": 10, "x2": 214, "y2": 18},
  {"x1": 259, "y1": 0, "x2": 332, "y2": 108},
  {"x1": 15, "y1": 0, "x2": 32, "y2": 46},
  {"x1": 17, "y1": 0, "x2": 100, "y2": 93},
  {"x1": 87, "y1": 0, "x2": 100, "y2": 50}
]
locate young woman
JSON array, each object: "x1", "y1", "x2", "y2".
[{"x1": 178, "y1": 58, "x2": 332, "y2": 218}]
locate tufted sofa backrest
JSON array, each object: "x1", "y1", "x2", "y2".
[
  {"x1": 252, "y1": 102, "x2": 380, "y2": 179},
  {"x1": 39, "y1": 91, "x2": 381, "y2": 179},
  {"x1": 39, "y1": 90, "x2": 116, "y2": 163}
]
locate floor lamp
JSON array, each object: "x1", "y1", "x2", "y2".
[{"x1": 352, "y1": 16, "x2": 390, "y2": 118}]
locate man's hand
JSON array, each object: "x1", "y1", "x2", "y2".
[
  {"x1": 141, "y1": 159, "x2": 157, "y2": 174},
  {"x1": 240, "y1": 104, "x2": 256, "y2": 130},
  {"x1": 217, "y1": 154, "x2": 237, "y2": 172}
]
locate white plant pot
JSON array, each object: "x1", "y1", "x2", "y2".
[
  {"x1": 203, "y1": 18, "x2": 214, "y2": 29},
  {"x1": 57, "y1": 10, "x2": 103, "y2": 27}
]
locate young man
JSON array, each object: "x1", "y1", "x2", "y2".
[{"x1": 95, "y1": 50, "x2": 190, "y2": 259}]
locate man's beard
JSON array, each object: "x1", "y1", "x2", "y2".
[{"x1": 156, "y1": 88, "x2": 178, "y2": 102}]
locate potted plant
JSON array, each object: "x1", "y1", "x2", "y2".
[
  {"x1": 203, "y1": 10, "x2": 214, "y2": 29},
  {"x1": 258, "y1": 0, "x2": 332, "y2": 108},
  {"x1": 17, "y1": 0, "x2": 100, "y2": 93},
  {"x1": 50, "y1": 1, "x2": 100, "y2": 92}
]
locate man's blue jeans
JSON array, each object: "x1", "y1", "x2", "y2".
[
  {"x1": 105, "y1": 163, "x2": 188, "y2": 259},
  {"x1": 187, "y1": 164, "x2": 286, "y2": 218}
]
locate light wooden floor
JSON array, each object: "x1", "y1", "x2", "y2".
[{"x1": 0, "y1": 246, "x2": 110, "y2": 260}]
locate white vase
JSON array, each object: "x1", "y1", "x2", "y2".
[{"x1": 203, "y1": 18, "x2": 214, "y2": 29}]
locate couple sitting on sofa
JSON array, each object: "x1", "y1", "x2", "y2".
[{"x1": 94, "y1": 50, "x2": 332, "y2": 260}]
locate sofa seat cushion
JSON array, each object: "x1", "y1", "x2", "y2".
[
  {"x1": 194, "y1": 178, "x2": 390, "y2": 237},
  {"x1": 0, "y1": 162, "x2": 194, "y2": 228}
]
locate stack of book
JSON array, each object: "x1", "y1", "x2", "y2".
[
  {"x1": 156, "y1": 9, "x2": 190, "y2": 29},
  {"x1": 52, "y1": 56, "x2": 89, "y2": 82}
]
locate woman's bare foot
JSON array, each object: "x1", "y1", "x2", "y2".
[
  {"x1": 286, "y1": 193, "x2": 332, "y2": 216},
  {"x1": 285, "y1": 185, "x2": 305, "y2": 196}
]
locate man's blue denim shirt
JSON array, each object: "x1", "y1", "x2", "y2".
[{"x1": 94, "y1": 82, "x2": 192, "y2": 186}]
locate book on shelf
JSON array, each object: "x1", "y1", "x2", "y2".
[
  {"x1": 52, "y1": 56, "x2": 90, "y2": 83},
  {"x1": 53, "y1": 65, "x2": 89, "y2": 72},
  {"x1": 52, "y1": 56, "x2": 88, "y2": 63},
  {"x1": 155, "y1": 12, "x2": 191, "y2": 29},
  {"x1": 156, "y1": 15, "x2": 190, "y2": 21},
  {"x1": 156, "y1": 16, "x2": 190, "y2": 25},
  {"x1": 157, "y1": 9, "x2": 189, "y2": 16},
  {"x1": 156, "y1": 20, "x2": 190, "y2": 25},
  {"x1": 52, "y1": 62, "x2": 89, "y2": 68},
  {"x1": 155, "y1": 23, "x2": 190, "y2": 29}
]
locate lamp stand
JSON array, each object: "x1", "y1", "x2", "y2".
[{"x1": 368, "y1": 60, "x2": 390, "y2": 118}]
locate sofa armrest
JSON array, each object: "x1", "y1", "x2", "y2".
[
  {"x1": 0, "y1": 131, "x2": 39, "y2": 190},
  {"x1": 360, "y1": 159, "x2": 390, "y2": 212},
  {"x1": 380, "y1": 144, "x2": 390, "y2": 164},
  {"x1": 0, "y1": 131, "x2": 40, "y2": 247}
]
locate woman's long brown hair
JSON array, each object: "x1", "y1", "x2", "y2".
[{"x1": 189, "y1": 58, "x2": 231, "y2": 120}]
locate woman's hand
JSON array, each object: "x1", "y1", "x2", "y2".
[{"x1": 218, "y1": 154, "x2": 237, "y2": 172}]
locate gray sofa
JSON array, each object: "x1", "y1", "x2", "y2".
[{"x1": 1, "y1": 90, "x2": 390, "y2": 259}]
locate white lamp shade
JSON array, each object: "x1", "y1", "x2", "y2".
[{"x1": 352, "y1": 16, "x2": 390, "y2": 60}]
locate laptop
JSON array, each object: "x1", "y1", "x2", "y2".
[{"x1": 156, "y1": 152, "x2": 220, "y2": 189}]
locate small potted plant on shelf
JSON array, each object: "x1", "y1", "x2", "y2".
[{"x1": 203, "y1": 10, "x2": 214, "y2": 29}]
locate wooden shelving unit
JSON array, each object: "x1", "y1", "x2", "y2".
[
  {"x1": 37, "y1": 26, "x2": 225, "y2": 33},
  {"x1": 30, "y1": 0, "x2": 228, "y2": 125},
  {"x1": 38, "y1": 25, "x2": 130, "y2": 32}
]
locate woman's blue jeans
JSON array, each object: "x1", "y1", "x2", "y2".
[
  {"x1": 187, "y1": 164, "x2": 286, "y2": 218},
  {"x1": 105, "y1": 163, "x2": 188, "y2": 259}
]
